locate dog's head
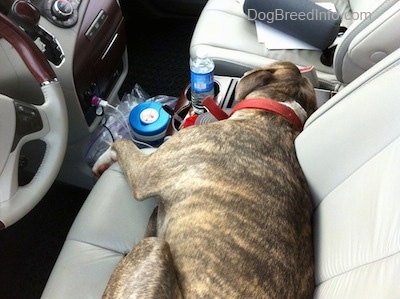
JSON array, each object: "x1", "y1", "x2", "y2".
[{"x1": 234, "y1": 61, "x2": 317, "y2": 117}]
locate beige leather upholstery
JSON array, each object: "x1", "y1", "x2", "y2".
[
  {"x1": 42, "y1": 49, "x2": 400, "y2": 297},
  {"x1": 335, "y1": 0, "x2": 400, "y2": 83},
  {"x1": 41, "y1": 159, "x2": 158, "y2": 299},
  {"x1": 296, "y1": 48, "x2": 400, "y2": 297},
  {"x1": 190, "y1": 0, "x2": 399, "y2": 89}
]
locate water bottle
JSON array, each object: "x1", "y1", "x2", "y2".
[
  {"x1": 129, "y1": 101, "x2": 171, "y2": 147},
  {"x1": 190, "y1": 50, "x2": 215, "y2": 114}
]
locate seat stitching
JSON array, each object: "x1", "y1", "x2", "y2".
[
  {"x1": 65, "y1": 238, "x2": 130, "y2": 256},
  {"x1": 316, "y1": 249, "x2": 400, "y2": 286}
]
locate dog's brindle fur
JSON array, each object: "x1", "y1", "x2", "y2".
[{"x1": 101, "y1": 61, "x2": 316, "y2": 298}]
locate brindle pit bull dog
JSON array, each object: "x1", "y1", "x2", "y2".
[{"x1": 93, "y1": 61, "x2": 317, "y2": 298}]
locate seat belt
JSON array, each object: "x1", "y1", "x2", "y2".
[{"x1": 320, "y1": 26, "x2": 348, "y2": 66}]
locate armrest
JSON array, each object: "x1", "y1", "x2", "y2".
[{"x1": 334, "y1": 0, "x2": 400, "y2": 83}]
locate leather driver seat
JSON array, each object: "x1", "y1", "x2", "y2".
[{"x1": 42, "y1": 48, "x2": 400, "y2": 298}]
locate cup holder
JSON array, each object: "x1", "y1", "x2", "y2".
[
  {"x1": 168, "y1": 80, "x2": 231, "y2": 133},
  {"x1": 172, "y1": 105, "x2": 191, "y2": 131},
  {"x1": 170, "y1": 82, "x2": 221, "y2": 131},
  {"x1": 185, "y1": 81, "x2": 221, "y2": 104}
]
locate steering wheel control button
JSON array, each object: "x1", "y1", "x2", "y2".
[
  {"x1": 129, "y1": 102, "x2": 171, "y2": 146},
  {"x1": 12, "y1": 102, "x2": 43, "y2": 151}
]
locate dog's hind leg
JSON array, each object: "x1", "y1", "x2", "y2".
[
  {"x1": 102, "y1": 237, "x2": 182, "y2": 299},
  {"x1": 144, "y1": 207, "x2": 158, "y2": 237}
]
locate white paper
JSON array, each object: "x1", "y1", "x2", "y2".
[
  {"x1": 254, "y1": 2, "x2": 338, "y2": 50},
  {"x1": 315, "y1": 2, "x2": 336, "y2": 12},
  {"x1": 255, "y1": 21, "x2": 319, "y2": 50}
]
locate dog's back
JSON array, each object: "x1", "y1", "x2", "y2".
[
  {"x1": 102, "y1": 61, "x2": 316, "y2": 298},
  {"x1": 152, "y1": 111, "x2": 314, "y2": 298}
]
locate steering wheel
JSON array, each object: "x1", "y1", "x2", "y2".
[{"x1": 0, "y1": 12, "x2": 68, "y2": 229}]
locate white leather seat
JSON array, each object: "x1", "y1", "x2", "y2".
[
  {"x1": 41, "y1": 158, "x2": 158, "y2": 299},
  {"x1": 190, "y1": 0, "x2": 400, "y2": 89},
  {"x1": 295, "y1": 48, "x2": 400, "y2": 297},
  {"x1": 42, "y1": 49, "x2": 400, "y2": 298}
]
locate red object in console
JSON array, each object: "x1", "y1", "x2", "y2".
[{"x1": 182, "y1": 115, "x2": 198, "y2": 128}]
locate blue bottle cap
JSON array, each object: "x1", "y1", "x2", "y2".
[{"x1": 129, "y1": 102, "x2": 170, "y2": 138}]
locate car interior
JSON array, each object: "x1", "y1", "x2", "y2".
[{"x1": 0, "y1": 0, "x2": 399, "y2": 298}]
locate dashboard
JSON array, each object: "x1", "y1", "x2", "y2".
[
  {"x1": 1, "y1": 0, "x2": 126, "y2": 124},
  {"x1": 1, "y1": 0, "x2": 80, "y2": 27},
  {"x1": 0, "y1": 0, "x2": 128, "y2": 188},
  {"x1": 34, "y1": 0, "x2": 81, "y2": 28}
]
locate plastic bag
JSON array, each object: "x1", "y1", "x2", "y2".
[{"x1": 84, "y1": 84, "x2": 178, "y2": 167}]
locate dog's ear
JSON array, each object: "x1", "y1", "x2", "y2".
[
  {"x1": 294, "y1": 76, "x2": 317, "y2": 116},
  {"x1": 234, "y1": 62, "x2": 291, "y2": 101},
  {"x1": 235, "y1": 68, "x2": 276, "y2": 101},
  {"x1": 234, "y1": 62, "x2": 317, "y2": 116}
]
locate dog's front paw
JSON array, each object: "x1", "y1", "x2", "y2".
[{"x1": 92, "y1": 146, "x2": 118, "y2": 178}]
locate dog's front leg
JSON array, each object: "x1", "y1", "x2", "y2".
[
  {"x1": 102, "y1": 237, "x2": 182, "y2": 299},
  {"x1": 92, "y1": 146, "x2": 118, "y2": 178},
  {"x1": 111, "y1": 139, "x2": 160, "y2": 201}
]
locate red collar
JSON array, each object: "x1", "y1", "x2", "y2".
[{"x1": 202, "y1": 96, "x2": 304, "y2": 131}]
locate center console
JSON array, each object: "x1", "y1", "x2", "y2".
[
  {"x1": 167, "y1": 75, "x2": 240, "y2": 134},
  {"x1": 72, "y1": 0, "x2": 126, "y2": 125},
  {"x1": 168, "y1": 71, "x2": 333, "y2": 135}
]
